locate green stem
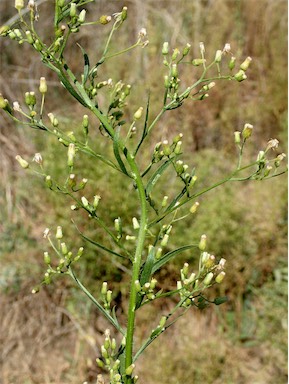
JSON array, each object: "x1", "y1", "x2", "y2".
[{"x1": 124, "y1": 153, "x2": 148, "y2": 381}]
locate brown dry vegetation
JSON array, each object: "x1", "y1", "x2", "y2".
[{"x1": 0, "y1": 1, "x2": 288, "y2": 383}]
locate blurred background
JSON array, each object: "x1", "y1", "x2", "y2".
[{"x1": 0, "y1": 0, "x2": 287, "y2": 383}]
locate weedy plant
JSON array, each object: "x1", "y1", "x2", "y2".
[{"x1": 0, "y1": 1, "x2": 287, "y2": 383}]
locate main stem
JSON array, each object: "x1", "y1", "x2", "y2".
[{"x1": 124, "y1": 153, "x2": 147, "y2": 381}]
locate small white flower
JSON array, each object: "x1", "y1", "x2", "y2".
[
  {"x1": 33, "y1": 152, "x2": 43, "y2": 164},
  {"x1": 223, "y1": 43, "x2": 231, "y2": 53},
  {"x1": 199, "y1": 42, "x2": 205, "y2": 54},
  {"x1": 27, "y1": 0, "x2": 35, "y2": 10},
  {"x1": 138, "y1": 28, "x2": 147, "y2": 38},
  {"x1": 13, "y1": 101, "x2": 21, "y2": 112},
  {"x1": 43, "y1": 228, "x2": 50, "y2": 238},
  {"x1": 266, "y1": 138, "x2": 279, "y2": 151}
]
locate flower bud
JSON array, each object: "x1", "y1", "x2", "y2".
[
  {"x1": 161, "y1": 233, "x2": 169, "y2": 247},
  {"x1": 106, "y1": 290, "x2": 112, "y2": 304},
  {"x1": 0, "y1": 94, "x2": 11, "y2": 112},
  {"x1": 25, "y1": 30, "x2": 34, "y2": 44},
  {"x1": 215, "y1": 271, "x2": 226, "y2": 283},
  {"x1": 99, "y1": 15, "x2": 111, "y2": 24},
  {"x1": 172, "y1": 48, "x2": 180, "y2": 61},
  {"x1": 125, "y1": 364, "x2": 135, "y2": 376},
  {"x1": 242, "y1": 123, "x2": 253, "y2": 140},
  {"x1": 190, "y1": 201, "x2": 199, "y2": 214},
  {"x1": 174, "y1": 140, "x2": 182, "y2": 155},
  {"x1": 161, "y1": 195, "x2": 168, "y2": 207},
  {"x1": 156, "y1": 247, "x2": 162, "y2": 260},
  {"x1": 15, "y1": 0, "x2": 24, "y2": 10},
  {"x1": 45, "y1": 175, "x2": 52, "y2": 188},
  {"x1": 93, "y1": 195, "x2": 101, "y2": 209},
  {"x1": 234, "y1": 131, "x2": 241, "y2": 144},
  {"x1": 61, "y1": 242, "x2": 68, "y2": 255},
  {"x1": 55, "y1": 226, "x2": 63, "y2": 239},
  {"x1": 78, "y1": 9, "x2": 86, "y2": 23},
  {"x1": 67, "y1": 143, "x2": 76, "y2": 167},
  {"x1": 199, "y1": 234, "x2": 207, "y2": 251},
  {"x1": 121, "y1": 6, "x2": 128, "y2": 21},
  {"x1": 192, "y1": 59, "x2": 206, "y2": 67},
  {"x1": 15, "y1": 155, "x2": 29, "y2": 169},
  {"x1": 158, "y1": 315, "x2": 167, "y2": 329},
  {"x1": 101, "y1": 282, "x2": 108, "y2": 296},
  {"x1": 96, "y1": 358, "x2": 104, "y2": 368},
  {"x1": 180, "y1": 44, "x2": 190, "y2": 58},
  {"x1": 215, "y1": 50, "x2": 222, "y2": 63},
  {"x1": 202, "y1": 82, "x2": 216, "y2": 91},
  {"x1": 181, "y1": 262, "x2": 189, "y2": 279},
  {"x1": 189, "y1": 175, "x2": 197, "y2": 187},
  {"x1": 135, "y1": 280, "x2": 142, "y2": 292},
  {"x1": 234, "y1": 69, "x2": 247, "y2": 82},
  {"x1": 25, "y1": 91, "x2": 36, "y2": 107},
  {"x1": 256, "y1": 151, "x2": 265, "y2": 162},
  {"x1": 133, "y1": 107, "x2": 143, "y2": 120},
  {"x1": 132, "y1": 217, "x2": 140, "y2": 230},
  {"x1": 44, "y1": 251, "x2": 50, "y2": 265},
  {"x1": 126, "y1": 235, "x2": 136, "y2": 241},
  {"x1": 164, "y1": 75, "x2": 170, "y2": 88},
  {"x1": 162, "y1": 42, "x2": 169, "y2": 55},
  {"x1": 229, "y1": 56, "x2": 236, "y2": 70},
  {"x1": 81, "y1": 196, "x2": 89, "y2": 208},
  {"x1": 240, "y1": 56, "x2": 252, "y2": 71},
  {"x1": 171, "y1": 64, "x2": 178, "y2": 77},
  {"x1": 203, "y1": 272, "x2": 214, "y2": 286},
  {"x1": 69, "y1": 2, "x2": 77, "y2": 17},
  {"x1": 39, "y1": 77, "x2": 47, "y2": 94},
  {"x1": 218, "y1": 258, "x2": 226, "y2": 268}
]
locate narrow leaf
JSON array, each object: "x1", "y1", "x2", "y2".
[
  {"x1": 77, "y1": 43, "x2": 90, "y2": 85},
  {"x1": 113, "y1": 127, "x2": 130, "y2": 176},
  {"x1": 73, "y1": 222, "x2": 127, "y2": 260},
  {"x1": 146, "y1": 159, "x2": 172, "y2": 196},
  {"x1": 140, "y1": 246, "x2": 156, "y2": 285},
  {"x1": 152, "y1": 244, "x2": 198, "y2": 274}
]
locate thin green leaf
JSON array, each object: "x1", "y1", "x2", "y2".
[
  {"x1": 69, "y1": 268, "x2": 124, "y2": 335},
  {"x1": 146, "y1": 159, "x2": 172, "y2": 196},
  {"x1": 73, "y1": 222, "x2": 128, "y2": 260},
  {"x1": 113, "y1": 127, "x2": 130, "y2": 176},
  {"x1": 152, "y1": 244, "x2": 198, "y2": 274},
  {"x1": 140, "y1": 246, "x2": 155, "y2": 285},
  {"x1": 136, "y1": 246, "x2": 156, "y2": 309},
  {"x1": 134, "y1": 93, "x2": 150, "y2": 155},
  {"x1": 77, "y1": 43, "x2": 90, "y2": 85}
]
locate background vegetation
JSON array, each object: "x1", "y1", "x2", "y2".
[{"x1": 0, "y1": 0, "x2": 287, "y2": 383}]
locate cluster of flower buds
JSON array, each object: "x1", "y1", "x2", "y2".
[
  {"x1": 79, "y1": 193, "x2": 101, "y2": 215},
  {"x1": 32, "y1": 226, "x2": 84, "y2": 289},
  {"x1": 152, "y1": 133, "x2": 183, "y2": 163},
  {"x1": 101, "y1": 282, "x2": 113, "y2": 310},
  {"x1": 176, "y1": 234, "x2": 226, "y2": 308},
  {"x1": 96, "y1": 329, "x2": 122, "y2": 384},
  {"x1": 175, "y1": 159, "x2": 197, "y2": 188},
  {"x1": 254, "y1": 138, "x2": 287, "y2": 179},
  {"x1": 162, "y1": 41, "x2": 192, "y2": 102},
  {"x1": 67, "y1": 2, "x2": 88, "y2": 33},
  {"x1": 135, "y1": 276, "x2": 158, "y2": 301}
]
